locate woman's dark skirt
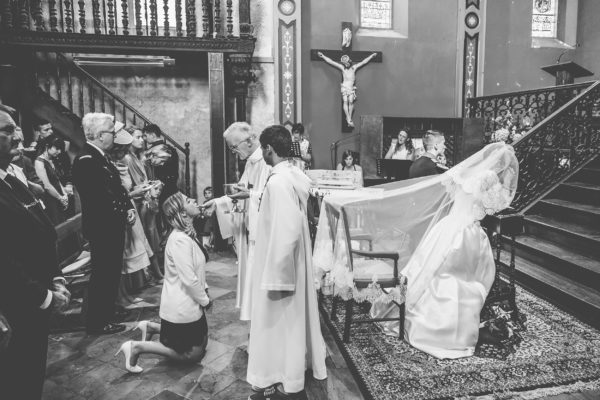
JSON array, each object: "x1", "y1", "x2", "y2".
[{"x1": 160, "y1": 314, "x2": 208, "y2": 354}]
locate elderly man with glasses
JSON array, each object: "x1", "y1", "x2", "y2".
[
  {"x1": 203, "y1": 122, "x2": 271, "y2": 322},
  {"x1": 72, "y1": 113, "x2": 136, "y2": 335},
  {"x1": 0, "y1": 105, "x2": 71, "y2": 399}
]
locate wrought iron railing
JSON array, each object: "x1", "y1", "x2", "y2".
[
  {"x1": 1, "y1": 0, "x2": 252, "y2": 39},
  {"x1": 466, "y1": 81, "x2": 595, "y2": 143},
  {"x1": 37, "y1": 52, "x2": 191, "y2": 195},
  {"x1": 510, "y1": 80, "x2": 600, "y2": 212}
]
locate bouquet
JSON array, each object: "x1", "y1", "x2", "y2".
[{"x1": 490, "y1": 109, "x2": 533, "y2": 144}]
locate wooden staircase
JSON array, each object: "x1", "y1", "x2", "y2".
[{"x1": 501, "y1": 156, "x2": 600, "y2": 329}]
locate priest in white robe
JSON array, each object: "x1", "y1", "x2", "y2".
[
  {"x1": 247, "y1": 125, "x2": 326, "y2": 399},
  {"x1": 203, "y1": 122, "x2": 271, "y2": 321}
]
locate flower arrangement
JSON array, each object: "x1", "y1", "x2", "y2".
[{"x1": 490, "y1": 110, "x2": 533, "y2": 144}]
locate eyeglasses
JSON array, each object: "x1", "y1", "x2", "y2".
[{"x1": 228, "y1": 136, "x2": 250, "y2": 151}]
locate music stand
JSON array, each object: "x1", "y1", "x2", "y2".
[
  {"x1": 290, "y1": 141, "x2": 302, "y2": 158},
  {"x1": 379, "y1": 159, "x2": 412, "y2": 181}
]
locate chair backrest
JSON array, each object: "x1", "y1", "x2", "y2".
[
  {"x1": 55, "y1": 213, "x2": 86, "y2": 268},
  {"x1": 325, "y1": 202, "x2": 340, "y2": 252},
  {"x1": 340, "y1": 206, "x2": 355, "y2": 272}
]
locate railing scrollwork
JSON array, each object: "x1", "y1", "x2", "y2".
[
  {"x1": 467, "y1": 82, "x2": 595, "y2": 144},
  {"x1": 510, "y1": 80, "x2": 600, "y2": 212}
]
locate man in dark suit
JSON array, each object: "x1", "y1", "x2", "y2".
[
  {"x1": 0, "y1": 107, "x2": 71, "y2": 399},
  {"x1": 72, "y1": 113, "x2": 135, "y2": 335},
  {"x1": 143, "y1": 123, "x2": 180, "y2": 205},
  {"x1": 409, "y1": 130, "x2": 447, "y2": 179}
]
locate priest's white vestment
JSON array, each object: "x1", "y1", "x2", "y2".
[
  {"x1": 246, "y1": 162, "x2": 327, "y2": 393},
  {"x1": 214, "y1": 147, "x2": 271, "y2": 320}
]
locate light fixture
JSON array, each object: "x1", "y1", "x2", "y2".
[{"x1": 73, "y1": 55, "x2": 175, "y2": 68}]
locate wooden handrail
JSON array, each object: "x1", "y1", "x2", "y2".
[{"x1": 57, "y1": 53, "x2": 186, "y2": 153}]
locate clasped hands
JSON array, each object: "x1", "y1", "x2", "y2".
[{"x1": 50, "y1": 281, "x2": 71, "y2": 314}]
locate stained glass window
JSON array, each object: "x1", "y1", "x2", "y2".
[
  {"x1": 532, "y1": 0, "x2": 558, "y2": 38},
  {"x1": 360, "y1": 0, "x2": 393, "y2": 30}
]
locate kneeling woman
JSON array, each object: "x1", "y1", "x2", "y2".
[{"x1": 116, "y1": 192, "x2": 212, "y2": 373}]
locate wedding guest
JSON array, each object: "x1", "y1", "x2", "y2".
[
  {"x1": 29, "y1": 118, "x2": 53, "y2": 151},
  {"x1": 384, "y1": 129, "x2": 416, "y2": 161},
  {"x1": 143, "y1": 124, "x2": 179, "y2": 206},
  {"x1": 336, "y1": 150, "x2": 363, "y2": 173},
  {"x1": 34, "y1": 135, "x2": 69, "y2": 224},
  {"x1": 72, "y1": 113, "x2": 135, "y2": 335},
  {"x1": 33, "y1": 119, "x2": 72, "y2": 187},
  {"x1": 409, "y1": 130, "x2": 446, "y2": 179},
  {"x1": 194, "y1": 186, "x2": 216, "y2": 250},
  {"x1": 115, "y1": 192, "x2": 211, "y2": 373},
  {"x1": 291, "y1": 123, "x2": 313, "y2": 169},
  {"x1": 8, "y1": 126, "x2": 44, "y2": 197},
  {"x1": 124, "y1": 126, "x2": 161, "y2": 252},
  {"x1": 123, "y1": 125, "x2": 164, "y2": 280},
  {"x1": 108, "y1": 125, "x2": 161, "y2": 308},
  {"x1": 0, "y1": 107, "x2": 71, "y2": 400}
]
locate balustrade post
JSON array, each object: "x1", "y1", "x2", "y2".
[
  {"x1": 32, "y1": 0, "x2": 45, "y2": 31},
  {"x1": 107, "y1": 0, "x2": 115, "y2": 34},
  {"x1": 78, "y1": 0, "x2": 86, "y2": 33},
  {"x1": 201, "y1": 0, "x2": 210, "y2": 38},
  {"x1": 238, "y1": 0, "x2": 251, "y2": 38},
  {"x1": 149, "y1": 0, "x2": 157, "y2": 36},
  {"x1": 92, "y1": 0, "x2": 101, "y2": 34},
  {"x1": 64, "y1": 0, "x2": 73, "y2": 32},
  {"x1": 175, "y1": 0, "x2": 182, "y2": 37},
  {"x1": 18, "y1": 0, "x2": 31, "y2": 30},
  {"x1": 134, "y1": 0, "x2": 142, "y2": 34},
  {"x1": 1, "y1": 1, "x2": 14, "y2": 30},
  {"x1": 213, "y1": 0, "x2": 222, "y2": 38},
  {"x1": 186, "y1": 0, "x2": 196, "y2": 37},
  {"x1": 121, "y1": 0, "x2": 129, "y2": 35},
  {"x1": 162, "y1": 0, "x2": 169, "y2": 36},
  {"x1": 226, "y1": 0, "x2": 233, "y2": 38}
]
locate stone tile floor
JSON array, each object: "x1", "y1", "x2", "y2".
[
  {"x1": 43, "y1": 251, "x2": 364, "y2": 400},
  {"x1": 43, "y1": 250, "x2": 599, "y2": 400}
]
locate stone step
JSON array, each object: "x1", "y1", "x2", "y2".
[
  {"x1": 532, "y1": 198, "x2": 600, "y2": 228},
  {"x1": 524, "y1": 214, "x2": 600, "y2": 260},
  {"x1": 500, "y1": 252, "x2": 600, "y2": 330},
  {"x1": 508, "y1": 234, "x2": 600, "y2": 290},
  {"x1": 573, "y1": 167, "x2": 600, "y2": 185},
  {"x1": 552, "y1": 181, "x2": 600, "y2": 206}
]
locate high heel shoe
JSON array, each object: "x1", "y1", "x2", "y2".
[
  {"x1": 134, "y1": 321, "x2": 149, "y2": 342},
  {"x1": 115, "y1": 341, "x2": 143, "y2": 373}
]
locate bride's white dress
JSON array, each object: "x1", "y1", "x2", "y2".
[{"x1": 398, "y1": 188, "x2": 495, "y2": 359}]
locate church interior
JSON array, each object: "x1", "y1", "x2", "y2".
[{"x1": 1, "y1": 0, "x2": 600, "y2": 399}]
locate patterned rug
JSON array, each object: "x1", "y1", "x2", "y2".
[{"x1": 320, "y1": 286, "x2": 600, "y2": 400}]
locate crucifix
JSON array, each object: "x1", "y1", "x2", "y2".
[{"x1": 311, "y1": 22, "x2": 383, "y2": 132}]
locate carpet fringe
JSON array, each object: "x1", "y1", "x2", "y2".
[{"x1": 456, "y1": 378, "x2": 600, "y2": 399}]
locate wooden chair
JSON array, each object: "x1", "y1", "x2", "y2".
[{"x1": 329, "y1": 205, "x2": 406, "y2": 343}]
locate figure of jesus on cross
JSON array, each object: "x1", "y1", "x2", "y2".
[
  {"x1": 312, "y1": 22, "x2": 382, "y2": 131},
  {"x1": 317, "y1": 51, "x2": 378, "y2": 128}
]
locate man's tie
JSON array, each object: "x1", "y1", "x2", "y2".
[{"x1": 3, "y1": 173, "x2": 47, "y2": 219}]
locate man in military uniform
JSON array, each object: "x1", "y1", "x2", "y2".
[{"x1": 72, "y1": 113, "x2": 135, "y2": 335}]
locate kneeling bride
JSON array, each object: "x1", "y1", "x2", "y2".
[{"x1": 317, "y1": 142, "x2": 518, "y2": 359}]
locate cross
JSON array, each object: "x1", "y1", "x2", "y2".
[{"x1": 311, "y1": 22, "x2": 383, "y2": 132}]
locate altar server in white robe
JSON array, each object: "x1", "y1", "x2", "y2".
[
  {"x1": 247, "y1": 125, "x2": 326, "y2": 400},
  {"x1": 204, "y1": 122, "x2": 271, "y2": 321}
]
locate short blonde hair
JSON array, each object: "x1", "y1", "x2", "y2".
[
  {"x1": 223, "y1": 121, "x2": 253, "y2": 140},
  {"x1": 82, "y1": 113, "x2": 114, "y2": 141}
]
